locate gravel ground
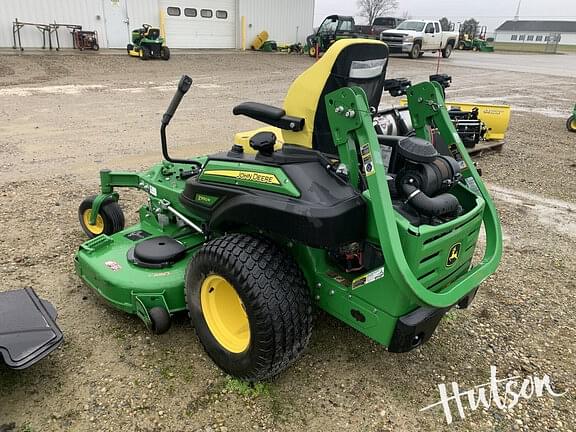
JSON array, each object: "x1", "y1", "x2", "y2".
[{"x1": 0, "y1": 51, "x2": 575, "y2": 432}]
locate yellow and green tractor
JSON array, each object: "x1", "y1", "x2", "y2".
[{"x1": 127, "y1": 24, "x2": 170, "y2": 60}]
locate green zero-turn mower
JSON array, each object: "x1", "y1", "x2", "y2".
[
  {"x1": 75, "y1": 39, "x2": 502, "y2": 381},
  {"x1": 127, "y1": 24, "x2": 170, "y2": 60},
  {"x1": 567, "y1": 104, "x2": 576, "y2": 132}
]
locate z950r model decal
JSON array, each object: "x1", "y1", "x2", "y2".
[{"x1": 203, "y1": 170, "x2": 280, "y2": 185}]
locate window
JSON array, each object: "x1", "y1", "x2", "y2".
[
  {"x1": 200, "y1": 9, "x2": 213, "y2": 18},
  {"x1": 425, "y1": 23, "x2": 434, "y2": 33},
  {"x1": 434, "y1": 22, "x2": 440, "y2": 33},
  {"x1": 339, "y1": 20, "x2": 354, "y2": 32},
  {"x1": 216, "y1": 10, "x2": 228, "y2": 19},
  {"x1": 519, "y1": 34, "x2": 525, "y2": 40},
  {"x1": 527, "y1": 35, "x2": 534, "y2": 41},
  {"x1": 184, "y1": 8, "x2": 197, "y2": 17},
  {"x1": 511, "y1": 34, "x2": 518, "y2": 40},
  {"x1": 544, "y1": 35, "x2": 549, "y2": 41},
  {"x1": 318, "y1": 17, "x2": 338, "y2": 34},
  {"x1": 536, "y1": 35, "x2": 543, "y2": 41},
  {"x1": 167, "y1": 7, "x2": 181, "y2": 16},
  {"x1": 396, "y1": 21, "x2": 426, "y2": 32}
]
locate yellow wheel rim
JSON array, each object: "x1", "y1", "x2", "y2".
[
  {"x1": 309, "y1": 46, "x2": 316, "y2": 57},
  {"x1": 200, "y1": 275, "x2": 250, "y2": 353},
  {"x1": 571, "y1": 118, "x2": 576, "y2": 130},
  {"x1": 82, "y1": 209, "x2": 104, "y2": 235}
]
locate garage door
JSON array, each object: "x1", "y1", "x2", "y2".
[{"x1": 161, "y1": 0, "x2": 236, "y2": 48}]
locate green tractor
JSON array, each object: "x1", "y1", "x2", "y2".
[
  {"x1": 306, "y1": 15, "x2": 357, "y2": 57},
  {"x1": 567, "y1": 104, "x2": 576, "y2": 132},
  {"x1": 127, "y1": 24, "x2": 170, "y2": 60},
  {"x1": 457, "y1": 26, "x2": 494, "y2": 52},
  {"x1": 75, "y1": 40, "x2": 502, "y2": 381}
]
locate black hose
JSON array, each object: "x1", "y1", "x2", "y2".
[{"x1": 401, "y1": 183, "x2": 460, "y2": 217}]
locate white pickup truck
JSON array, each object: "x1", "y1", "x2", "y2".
[{"x1": 380, "y1": 20, "x2": 459, "y2": 59}]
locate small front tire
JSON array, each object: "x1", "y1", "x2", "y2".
[
  {"x1": 308, "y1": 45, "x2": 317, "y2": 58},
  {"x1": 78, "y1": 195, "x2": 125, "y2": 239},
  {"x1": 567, "y1": 115, "x2": 576, "y2": 132},
  {"x1": 149, "y1": 307, "x2": 172, "y2": 334}
]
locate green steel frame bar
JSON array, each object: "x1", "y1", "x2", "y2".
[{"x1": 325, "y1": 83, "x2": 502, "y2": 308}]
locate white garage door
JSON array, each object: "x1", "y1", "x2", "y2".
[{"x1": 161, "y1": 0, "x2": 236, "y2": 48}]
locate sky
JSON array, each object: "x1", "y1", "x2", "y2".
[{"x1": 314, "y1": 0, "x2": 574, "y2": 32}]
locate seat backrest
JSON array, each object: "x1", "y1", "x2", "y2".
[{"x1": 283, "y1": 39, "x2": 389, "y2": 154}]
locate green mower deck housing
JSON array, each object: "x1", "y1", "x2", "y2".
[{"x1": 75, "y1": 40, "x2": 502, "y2": 380}]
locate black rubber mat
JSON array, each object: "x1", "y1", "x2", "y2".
[{"x1": 0, "y1": 288, "x2": 63, "y2": 369}]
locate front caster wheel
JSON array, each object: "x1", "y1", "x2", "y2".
[
  {"x1": 567, "y1": 115, "x2": 576, "y2": 132},
  {"x1": 185, "y1": 234, "x2": 313, "y2": 381},
  {"x1": 148, "y1": 307, "x2": 172, "y2": 334},
  {"x1": 78, "y1": 195, "x2": 125, "y2": 238}
]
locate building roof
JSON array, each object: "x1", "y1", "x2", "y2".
[{"x1": 495, "y1": 20, "x2": 576, "y2": 33}]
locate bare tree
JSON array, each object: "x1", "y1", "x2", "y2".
[
  {"x1": 439, "y1": 17, "x2": 453, "y2": 31},
  {"x1": 357, "y1": 0, "x2": 399, "y2": 25}
]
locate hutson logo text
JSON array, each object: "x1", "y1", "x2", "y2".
[{"x1": 420, "y1": 366, "x2": 566, "y2": 424}]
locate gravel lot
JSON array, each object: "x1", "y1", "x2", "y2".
[{"x1": 0, "y1": 50, "x2": 575, "y2": 432}]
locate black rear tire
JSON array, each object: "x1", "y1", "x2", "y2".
[
  {"x1": 78, "y1": 195, "x2": 125, "y2": 239},
  {"x1": 185, "y1": 234, "x2": 313, "y2": 381},
  {"x1": 409, "y1": 42, "x2": 421, "y2": 59},
  {"x1": 567, "y1": 115, "x2": 576, "y2": 132},
  {"x1": 141, "y1": 46, "x2": 150, "y2": 60},
  {"x1": 442, "y1": 43, "x2": 453, "y2": 58}
]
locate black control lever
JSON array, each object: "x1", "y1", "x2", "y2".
[
  {"x1": 162, "y1": 75, "x2": 192, "y2": 126},
  {"x1": 161, "y1": 75, "x2": 201, "y2": 167}
]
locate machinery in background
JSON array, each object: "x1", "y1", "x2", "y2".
[
  {"x1": 127, "y1": 24, "x2": 170, "y2": 60},
  {"x1": 567, "y1": 104, "x2": 576, "y2": 132},
  {"x1": 250, "y1": 31, "x2": 303, "y2": 54},
  {"x1": 457, "y1": 26, "x2": 494, "y2": 52},
  {"x1": 72, "y1": 28, "x2": 99, "y2": 51},
  {"x1": 12, "y1": 18, "x2": 98, "y2": 52},
  {"x1": 0, "y1": 288, "x2": 63, "y2": 369},
  {"x1": 390, "y1": 75, "x2": 511, "y2": 154},
  {"x1": 306, "y1": 15, "x2": 357, "y2": 57}
]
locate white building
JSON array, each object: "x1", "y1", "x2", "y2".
[
  {"x1": 494, "y1": 20, "x2": 576, "y2": 47},
  {"x1": 0, "y1": 0, "x2": 314, "y2": 49}
]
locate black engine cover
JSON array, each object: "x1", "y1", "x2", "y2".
[{"x1": 180, "y1": 152, "x2": 366, "y2": 249}]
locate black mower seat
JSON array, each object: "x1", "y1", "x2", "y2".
[{"x1": 127, "y1": 236, "x2": 186, "y2": 269}]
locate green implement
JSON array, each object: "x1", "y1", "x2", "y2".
[{"x1": 75, "y1": 40, "x2": 502, "y2": 381}]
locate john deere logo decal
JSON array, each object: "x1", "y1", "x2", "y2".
[{"x1": 446, "y1": 243, "x2": 461, "y2": 267}]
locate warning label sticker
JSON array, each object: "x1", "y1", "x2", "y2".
[
  {"x1": 352, "y1": 267, "x2": 385, "y2": 289},
  {"x1": 360, "y1": 143, "x2": 375, "y2": 176}
]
